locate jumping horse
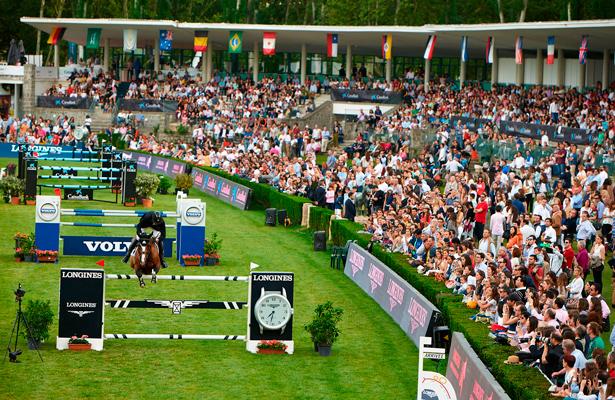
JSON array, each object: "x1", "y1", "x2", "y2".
[{"x1": 130, "y1": 232, "x2": 162, "y2": 287}]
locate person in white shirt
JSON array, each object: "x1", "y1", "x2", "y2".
[
  {"x1": 489, "y1": 205, "x2": 506, "y2": 250},
  {"x1": 542, "y1": 218, "x2": 557, "y2": 244},
  {"x1": 520, "y1": 221, "x2": 536, "y2": 244},
  {"x1": 566, "y1": 266, "x2": 584, "y2": 299}
]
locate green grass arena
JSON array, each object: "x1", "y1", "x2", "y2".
[{"x1": 0, "y1": 157, "x2": 420, "y2": 399}]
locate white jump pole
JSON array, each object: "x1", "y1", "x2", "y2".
[
  {"x1": 105, "y1": 334, "x2": 246, "y2": 340},
  {"x1": 106, "y1": 274, "x2": 249, "y2": 282}
]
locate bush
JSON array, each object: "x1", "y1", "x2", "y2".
[
  {"x1": 0, "y1": 176, "x2": 25, "y2": 197},
  {"x1": 22, "y1": 299, "x2": 54, "y2": 343},
  {"x1": 309, "y1": 207, "x2": 334, "y2": 239},
  {"x1": 174, "y1": 173, "x2": 193, "y2": 191},
  {"x1": 134, "y1": 173, "x2": 160, "y2": 199},
  {"x1": 304, "y1": 301, "x2": 344, "y2": 346},
  {"x1": 158, "y1": 176, "x2": 172, "y2": 194}
]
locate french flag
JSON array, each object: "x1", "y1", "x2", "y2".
[
  {"x1": 327, "y1": 33, "x2": 338, "y2": 57},
  {"x1": 423, "y1": 35, "x2": 437, "y2": 60},
  {"x1": 579, "y1": 35, "x2": 588, "y2": 65},
  {"x1": 263, "y1": 32, "x2": 276, "y2": 56},
  {"x1": 515, "y1": 36, "x2": 523, "y2": 65},
  {"x1": 460, "y1": 36, "x2": 469, "y2": 62},
  {"x1": 485, "y1": 37, "x2": 494, "y2": 64},
  {"x1": 547, "y1": 36, "x2": 555, "y2": 65}
]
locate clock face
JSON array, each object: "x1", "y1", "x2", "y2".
[{"x1": 254, "y1": 293, "x2": 293, "y2": 330}]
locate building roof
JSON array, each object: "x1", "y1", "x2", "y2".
[{"x1": 20, "y1": 17, "x2": 615, "y2": 58}]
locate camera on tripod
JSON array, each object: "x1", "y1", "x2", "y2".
[{"x1": 14, "y1": 283, "x2": 26, "y2": 302}]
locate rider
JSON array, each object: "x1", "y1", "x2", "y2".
[{"x1": 122, "y1": 211, "x2": 168, "y2": 268}]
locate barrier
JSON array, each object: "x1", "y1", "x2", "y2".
[
  {"x1": 38, "y1": 175, "x2": 119, "y2": 181},
  {"x1": 56, "y1": 269, "x2": 295, "y2": 354},
  {"x1": 39, "y1": 166, "x2": 121, "y2": 172},
  {"x1": 35, "y1": 195, "x2": 205, "y2": 263},
  {"x1": 38, "y1": 184, "x2": 112, "y2": 189}
]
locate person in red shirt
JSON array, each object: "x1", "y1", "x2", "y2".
[
  {"x1": 474, "y1": 194, "x2": 489, "y2": 241},
  {"x1": 563, "y1": 239, "x2": 575, "y2": 273}
]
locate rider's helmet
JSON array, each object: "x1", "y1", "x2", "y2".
[{"x1": 153, "y1": 211, "x2": 162, "y2": 224}]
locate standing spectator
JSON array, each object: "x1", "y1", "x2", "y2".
[
  {"x1": 474, "y1": 194, "x2": 488, "y2": 241},
  {"x1": 344, "y1": 192, "x2": 356, "y2": 222},
  {"x1": 490, "y1": 205, "x2": 506, "y2": 250}
]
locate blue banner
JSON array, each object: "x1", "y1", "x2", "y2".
[
  {"x1": 0, "y1": 143, "x2": 90, "y2": 159},
  {"x1": 62, "y1": 236, "x2": 173, "y2": 256}
]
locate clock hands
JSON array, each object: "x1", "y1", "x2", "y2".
[{"x1": 267, "y1": 310, "x2": 275, "y2": 322}]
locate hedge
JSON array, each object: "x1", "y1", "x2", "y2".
[
  {"x1": 308, "y1": 206, "x2": 334, "y2": 239},
  {"x1": 330, "y1": 219, "x2": 552, "y2": 400}
]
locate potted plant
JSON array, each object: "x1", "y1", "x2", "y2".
[
  {"x1": 158, "y1": 176, "x2": 172, "y2": 195},
  {"x1": 14, "y1": 232, "x2": 30, "y2": 252},
  {"x1": 182, "y1": 254, "x2": 203, "y2": 266},
  {"x1": 0, "y1": 176, "x2": 24, "y2": 205},
  {"x1": 304, "y1": 301, "x2": 344, "y2": 356},
  {"x1": 20, "y1": 233, "x2": 35, "y2": 262},
  {"x1": 257, "y1": 340, "x2": 288, "y2": 355},
  {"x1": 204, "y1": 233, "x2": 222, "y2": 266},
  {"x1": 14, "y1": 247, "x2": 24, "y2": 262},
  {"x1": 25, "y1": 195, "x2": 36, "y2": 206},
  {"x1": 174, "y1": 173, "x2": 193, "y2": 195},
  {"x1": 22, "y1": 299, "x2": 54, "y2": 349},
  {"x1": 68, "y1": 335, "x2": 91, "y2": 351},
  {"x1": 36, "y1": 249, "x2": 59, "y2": 263},
  {"x1": 134, "y1": 173, "x2": 160, "y2": 208}
]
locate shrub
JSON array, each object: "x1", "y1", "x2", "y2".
[
  {"x1": 22, "y1": 299, "x2": 54, "y2": 343},
  {"x1": 134, "y1": 173, "x2": 160, "y2": 199},
  {"x1": 174, "y1": 173, "x2": 193, "y2": 191}
]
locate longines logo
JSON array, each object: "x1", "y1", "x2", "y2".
[
  {"x1": 61, "y1": 271, "x2": 103, "y2": 279},
  {"x1": 252, "y1": 274, "x2": 293, "y2": 282}
]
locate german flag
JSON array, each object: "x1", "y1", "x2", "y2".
[
  {"x1": 194, "y1": 31, "x2": 208, "y2": 52},
  {"x1": 47, "y1": 27, "x2": 66, "y2": 45}
]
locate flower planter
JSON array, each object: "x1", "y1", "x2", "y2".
[
  {"x1": 124, "y1": 201, "x2": 136, "y2": 207},
  {"x1": 183, "y1": 258, "x2": 202, "y2": 266},
  {"x1": 258, "y1": 349, "x2": 286, "y2": 355},
  {"x1": 23, "y1": 254, "x2": 34, "y2": 262},
  {"x1": 25, "y1": 200, "x2": 36, "y2": 206},
  {"x1": 15, "y1": 257, "x2": 23, "y2": 262},
  {"x1": 317, "y1": 344, "x2": 332, "y2": 356},
  {"x1": 38, "y1": 255, "x2": 58, "y2": 263},
  {"x1": 10, "y1": 197, "x2": 20, "y2": 205},
  {"x1": 205, "y1": 257, "x2": 219, "y2": 266},
  {"x1": 141, "y1": 198, "x2": 153, "y2": 208},
  {"x1": 68, "y1": 343, "x2": 92, "y2": 351}
]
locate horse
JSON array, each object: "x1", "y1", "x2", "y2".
[{"x1": 130, "y1": 232, "x2": 161, "y2": 288}]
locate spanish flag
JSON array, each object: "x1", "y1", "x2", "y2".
[
  {"x1": 47, "y1": 27, "x2": 66, "y2": 45},
  {"x1": 382, "y1": 34, "x2": 392, "y2": 60},
  {"x1": 194, "y1": 31, "x2": 208, "y2": 52}
]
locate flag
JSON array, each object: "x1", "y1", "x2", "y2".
[
  {"x1": 485, "y1": 37, "x2": 494, "y2": 64},
  {"x1": 228, "y1": 31, "x2": 242, "y2": 54},
  {"x1": 515, "y1": 36, "x2": 523, "y2": 65},
  {"x1": 579, "y1": 35, "x2": 588, "y2": 65},
  {"x1": 547, "y1": 36, "x2": 555, "y2": 65},
  {"x1": 160, "y1": 30, "x2": 173, "y2": 51},
  {"x1": 423, "y1": 35, "x2": 437, "y2": 60},
  {"x1": 263, "y1": 32, "x2": 276, "y2": 56},
  {"x1": 47, "y1": 27, "x2": 66, "y2": 45},
  {"x1": 96, "y1": 260, "x2": 105, "y2": 267},
  {"x1": 327, "y1": 33, "x2": 338, "y2": 57},
  {"x1": 250, "y1": 262, "x2": 260, "y2": 270},
  {"x1": 382, "y1": 34, "x2": 392, "y2": 60},
  {"x1": 460, "y1": 36, "x2": 469, "y2": 62},
  {"x1": 68, "y1": 42, "x2": 77, "y2": 63},
  {"x1": 123, "y1": 29, "x2": 137, "y2": 52},
  {"x1": 86, "y1": 28, "x2": 101, "y2": 50},
  {"x1": 194, "y1": 31, "x2": 208, "y2": 52}
]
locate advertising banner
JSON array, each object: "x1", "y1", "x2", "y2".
[
  {"x1": 58, "y1": 268, "x2": 104, "y2": 340},
  {"x1": 62, "y1": 236, "x2": 173, "y2": 256},
  {"x1": 37, "y1": 96, "x2": 92, "y2": 109},
  {"x1": 118, "y1": 99, "x2": 178, "y2": 113},
  {"x1": 0, "y1": 143, "x2": 92, "y2": 159},
  {"x1": 446, "y1": 332, "x2": 511, "y2": 400},
  {"x1": 331, "y1": 89, "x2": 402, "y2": 104},
  {"x1": 343, "y1": 243, "x2": 440, "y2": 347},
  {"x1": 121, "y1": 151, "x2": 251, "y2": 210},
  {"x1": 63, "y1": 188, "x2": 94, "y2": 201}
]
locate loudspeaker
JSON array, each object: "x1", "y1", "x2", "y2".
[
  {"x1": 277, "y1": 209, "x2": 287, "y2": 225},
  {"x1": 314, "y1": 231, "x2": 326, "y2": 251},
  {"x1": 265, "y1": 208, "x2": 277, "y2": 226}
]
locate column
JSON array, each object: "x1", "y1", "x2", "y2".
[
  {"x1": 13, "y1": 84, "x2": 21, "y2": 118},
  {"x1": 103, "y1": 38, "x2": 110, "y2": 73},
  {"x1": 253, "y1": 41, "x2": 260, "y2": 82},
  {"x1": 556, "y1": 49, "x2": 565, "y2": 87},
  {"x1": 300, "y1": 44, "x2": 307, "y2": 85},
  {"x1": 385, "y1": 58, "x2": 392, "y2": 83},
  {"x1": 53, "y1": 44, "x2": 60, "y2": 67},
  {"x1": 579, "y1": 62, "x2": 586, "y2": 90},
  {"x1": 201, "y1": 50, "x2": 207, "y2": 80},
  {"x1": 536, "y1": 49, "x2": 544, "y2": 86},
  {"x1": 206, "y1": 47, "x2": 213, "y2": 81},
  {"x1": 459, "y1": 60, "x2": 466, "y2": 88},
  {"x1": 424, "y1": 58, "x2": 431, "y2": 90},
  {"x1": 515, "y1": 57, "x2": 525, "y2": 86},
  {"x1": 602, "y1": 49, "x2": 610, "y2": 90},
  {"x1": 21, "y1": 64, "x2": 36, "y2": 115},
  {"x1": 345, "y1": 44, "x2": 352, "y2": 80},
  {"x1": 491, "y1": 45, "x2": 499, "y2": 86},
  {"x1": 154, "y1": 36, "x2": 160, "y2": 73},
  {"x1": 78, "y1": 45, "x2": 84, "y2": 62}
]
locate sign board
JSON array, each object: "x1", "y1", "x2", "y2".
[
  {"x1": 343, "y1": 243, "x2": 440, "y2": 347},
  {"x1": 64, "y1": 188, "x2": 94, "y2": 201},
  {"x1": 57, "y1": 268, "x2": 105, "y2": 351},
  {"x1": 418, "y1": 336, "x2": 457, "y2": 400},
  {"x1": 62, "y1": 236, "x2": 174, "y2": 257}
]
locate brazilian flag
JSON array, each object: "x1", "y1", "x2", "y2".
[{"x1": 228, "y1": 31, "x2": 242, "y2": 53}]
